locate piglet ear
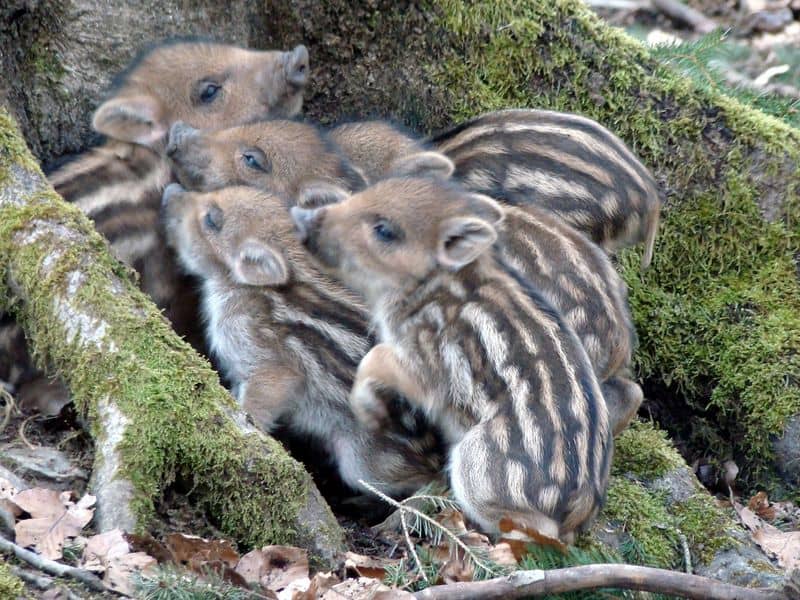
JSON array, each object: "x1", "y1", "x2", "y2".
[
  {"x1": 437, "y1": 216, "x2": 497, "y2": 271},
  {"x1": 233, "y1": 240, "x2": 289, "y2": 286},
  {"x1": 92, "y1": 94, "x2": 167, "y2": 148},
  {"x1": 284, "y1": 44, "x2": 309, "y2": 89},
  {"x1": 390, "y1": 151, "x2": 455, "y2": 180},
  {"x1": 465, "y1": 193, "x2": 505, "y2": 226},
  {"x1": 297, "y1": 182, "x2": 350, "y2": 209}
]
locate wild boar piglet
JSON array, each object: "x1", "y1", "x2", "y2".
[
  {"x1": 160, "y1": 183, "x2": 443, "y2": 497},
  {"x1": 431, "y1": 109, "x2": 661, "y2": 269},
  {"x1": 292, "y1": 177, "x2": 613, "y2": 540}
]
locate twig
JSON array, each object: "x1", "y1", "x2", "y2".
[
  {"x1": 401, "y1": 508, "x2": 429, "y2": 583},
  {"x1": 678, "y1": 531, "x2": 692, "y2": 574},
  {"x1": 0, "y1": 534, "x2": 106, "y2": 592},
  {"x1": 651, "y1": 0, "x2": 717, "y2": 33},
  {"x1": 19, "y1": 413, "x2": 39, "y2": 449},
  {"x1": 358, "y1": 480, "x2": 498, "y2": 577},
  {"x1": 412, "y1": 564, "x2": 787, "y2": 600}
]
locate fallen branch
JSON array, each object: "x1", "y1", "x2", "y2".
[
  {"x1": 413, "y1": 564, "x2": 787, "y2": 600},
  {"x1": 651, "y1": 0, "x2": 717, "y2": 33},
  {"x1": 0, "y1": 535, "x2": 105, "y2": 592}
]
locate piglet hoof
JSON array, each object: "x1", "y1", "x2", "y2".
[{"x1": 350, "y1": 377, "x2": 390, "y2": 431}]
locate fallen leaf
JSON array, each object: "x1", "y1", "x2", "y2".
[
  {"x1": 81, "y1": 529, "x2": 131, "y2": 572},
  {"x1": 343, "y1": 551, "x2": 400, "y2": 580},
  {"x1": 10, "y1": 488, "x2": 65, "y2": 519},
  {"x1": 165, "y1": 532, "x2": 239, "y2": 568},
  {"x1": 440, "y1": 558, "x2": 473, "y2": 583},
  {"x1": 322, "y1": 577, "x2": 392, "y2": 599},
  {"x1": 735, "y1": 501, "x2": 800, "y2": 571},
  {"x1": 14, "y1": 491, "x2": 94, "y2": 559},
  {"x1": 749, "y1": 491, "x2": 777, "y2": 521},
  {"x1": 293, "y1": 571, "x2": 338, "y2": 600},
  {"x1": 80, "y1": 529, "x2": 157, "y2": 596},
  {"x1": 105, "y1": 551, "x2": 157, "y2": 596},
  {"x1": 235, "y1": 545, "x2": 308, "y2": 592}
]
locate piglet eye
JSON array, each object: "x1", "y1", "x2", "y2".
[
  {"x1": 373, "y1": 219, "x2": 399, "y2": 243},
  {"x1": 204, "y1": 204, "x2": 224, "y2": 232},
  {"x1": 199, "y1": 82, "x2": 221, "y2": 103},
  {"x1": 241, "y1": 150, "x2": 270, "y2": 173}
]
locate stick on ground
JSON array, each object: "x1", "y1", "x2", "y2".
[
  {"x1": 413, "y1": 564, "x2": 787, "y2": 600},
  {"x1": 0, "y1": 535, "x2": 105, "y2": 592}
]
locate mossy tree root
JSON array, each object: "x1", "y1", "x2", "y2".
[{"x1": 0, "y1": 110, "x2": 344, "y2": 561}]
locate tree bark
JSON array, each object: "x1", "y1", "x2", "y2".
[{"x1": 0, "y1": 111, "x2": 344, "y2": 561}]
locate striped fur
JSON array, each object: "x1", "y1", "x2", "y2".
[
  {"x1": 0, "y1": 41, "x2": 310, "y2": 391},
  {"x1": 293, "y1": 177, "x2": 613, "y2": 540},
  {"x1": 171, "y1": 121, "x2": 642, "y2": 434},
  {"x1": 430, "y1": 109, "x2": 661, "y2": 270},
  {"x1": 161, "y1": 184, "x2": 444, "y2": 496}
]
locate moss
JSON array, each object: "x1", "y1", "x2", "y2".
[
  {"x1": 613, "y1": 420, "x2": 684, "y2": 479},
  {"x1": 0, "y1": 111, "x2": 42, "y2": 179},
  {"x1": 0, "y1": 562, "x2": 24, "y2": 599},
  {"x1": 0, "y1": 112, "x2": 331, "y2": 550},
  {"x1": 672, "y1": 493, "x2": 736, "y2": 565},
  {"x1": 603, "y1": 478, "x2": 679, "y2": 568},
  {"x1": 432, "y1": 0, "x2": 800, "y2": 487}
]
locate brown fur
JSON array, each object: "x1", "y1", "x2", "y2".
[
  {"x1": 431, "y1": 109, "x2": 661, "y2": 270},
  {"x1": 161, "y1": 183, "x2": 444, "y2": 497},
  {"x1": 166, "y1": 119, "x2": 366, "y2": 197},
  {"x1": 167, "y1": 121, "x2": 642, "y2": 434},
  {"x1": 0, "y1": 41, "x2": 310, "y2": 392},
  {"x1": 292, "y1": 177, "x2": 613, "y2": 539}
]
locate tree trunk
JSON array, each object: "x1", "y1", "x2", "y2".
[
  {"x1": 2, "y1": 0, "x2": 798, "y2": 585},
  {"x1": 0, "y1": 111, "x2": 344, "y2": 561}
]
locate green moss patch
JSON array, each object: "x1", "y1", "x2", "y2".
[
  {"x1": 433, "y1": 0, "x2": 800, "y2": 487},
  {"x1": 613, "y1": 420, "x2": 684, "y2": 479},
  {"x1": 0, "y1": 562, "x2": 24, "y2": 599}
]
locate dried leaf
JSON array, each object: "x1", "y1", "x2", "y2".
[
  {"x1": 81, "y1": 529, "x2": 131, "y2": 572},
  {"x1": 14, "y1": 491, "x2": 95, "y2": 560},
  {"x1": 10, "y1": 488, "x2": 65, "y2": 519},
  {"x1": 165, "y1": 532, "x2": 240, "y2": 568},
  {"x1": 105, "y1": 551, "x2": 157, "y2": 596},
  {"x1": 80, "y1": 529, "x2": 157, "y2": 595},
  {"x1": 437, "y1": 509, "x2": 468, "y2": 536},
  {"x1": 294, "y1": 572, "x2": 338, "y2": 600},
  {"x1": 440, "y1": 558, "x2": 473, "y2": 583},
  {"x1": 343, "y1": 551, "x2": 399, "y2": 580},
  {"x1": 322, "y1": 577, "x2": 392, "y2": 599},
  {"x1": 735, "y1": 501, "x2": 800, "y2": 570},
  {"x1": 749, "y1": 491, "x2": 777, "y2": 521},
  {"x1": 235, "y1": 545, "x2": 308, "y2": 592}
]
